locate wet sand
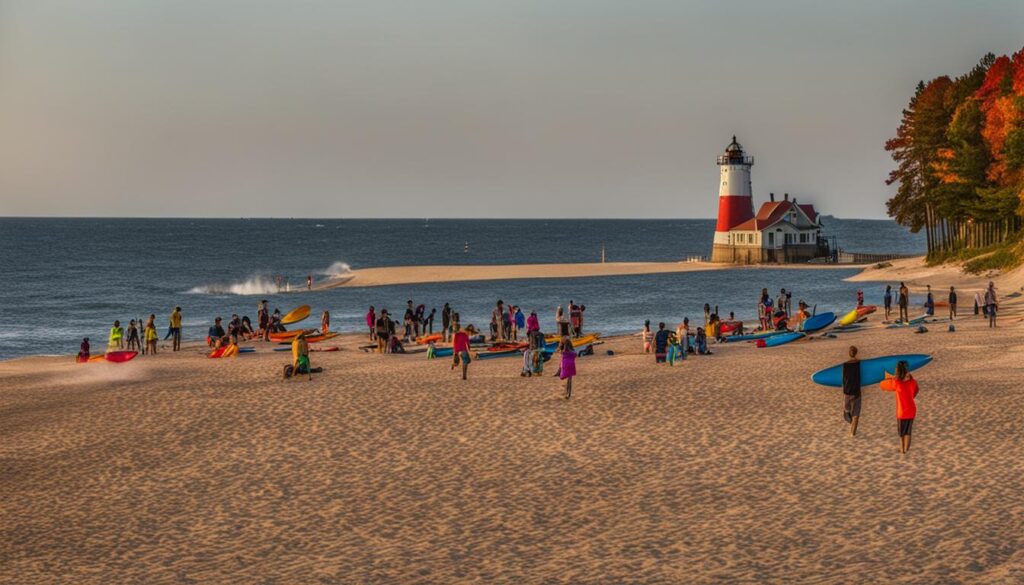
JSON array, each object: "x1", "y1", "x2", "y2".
[{"x1": 3, "y1": 302, "x2": 1024, "y2": 583}]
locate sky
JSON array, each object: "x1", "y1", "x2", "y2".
[{"x1": 0, "y1": 1, "x2": 1022, "y2": 219}]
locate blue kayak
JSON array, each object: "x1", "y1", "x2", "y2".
[
  {"x1": 799, "y1": 312, "x2": 836, "y2": 334},
  {"x1": 723, "y1": 330, "x2": 788, "y2": 343},
  {"x1": 811, "y1": 354, "x2": 932, "y2": 387},
  {"x1": 759, "y1": 331, "x2": 805, "y2": 347}
]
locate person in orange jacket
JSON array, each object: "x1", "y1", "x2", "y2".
[{"x1": 879, "y1": 361, "x2": 920, "y2": 454}]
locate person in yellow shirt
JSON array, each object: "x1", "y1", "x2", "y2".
[
  {"x1": 168, "y1": 306, "x2": 183, "y2": 351},
  {"x1": 144, "y1": 314, "x2": 158, "y2": 355},
  {"x1": 291, "y1": 333, "x2": 311, "y2": 380},
  {"x1": 108, "y1": 320, "x2": 124, "y2": 350}
]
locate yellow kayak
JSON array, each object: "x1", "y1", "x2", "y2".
[
  {"x1": 838, "y1": 309, "x2": 860, "y2": 326},
  {"x1": 281, "y1": 304, "x2": 311, "y2": 325},
  {"x1": 544, "y1": 333, "x2": 600, "y2": 347}
]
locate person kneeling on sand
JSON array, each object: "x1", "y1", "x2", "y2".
[
  {"x1": 842, "y1": 346, "x2": 862, "y2": 436},
  {"x1": 879, "y1": 361, "x2": 920, "y2": 454},
  {"x1": 76, "y1": 337, "x2": 90, "y2": 363},
  {"x1": 285, "y1": 333, "x2": 322, "y2": 380},
  {"x1": 451, "y1": 326, "x2": 471, "y2": 380}
]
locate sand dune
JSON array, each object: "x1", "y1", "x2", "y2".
[{"x1": 3, "y1": 309, "x2": 1023, "y2": 583}]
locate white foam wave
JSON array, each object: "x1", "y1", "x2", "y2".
[
  {"x1": 319, "y1": 261, "x2": 352, "y2": 277},
  {"x1": 187, "y1": 275, "x2": 282, "y2": 296}
]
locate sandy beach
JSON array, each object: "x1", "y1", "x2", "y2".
[
  {"x1": 3, "y1": 260, "x2": 1024, "y2": 583},
  {"x1": 319, "y1": 261, "x2": 862, "y2": 289}
]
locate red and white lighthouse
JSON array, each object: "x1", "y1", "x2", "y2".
[{"x1": 711, "y1": 136, "x2": 755, "y2": 261}]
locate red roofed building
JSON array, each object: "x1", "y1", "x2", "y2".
[{"x1": 710, "y1": 137, "x2": 828, "y2": 263}]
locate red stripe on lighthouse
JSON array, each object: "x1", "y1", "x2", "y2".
[{"x1": 715, "y1": 196, "x2": 754, "y2": 232}]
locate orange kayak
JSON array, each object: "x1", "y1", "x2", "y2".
[
  {"x1": 304, "y1": 332, "x2": 339, "y2": 343},
  {"x1": 268, "y1": 329, "x2": 314, "y2": 342},
  {"x1": 416, "y1": 333, "x2": 443, "y2": 345}
]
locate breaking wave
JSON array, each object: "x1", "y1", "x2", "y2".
[
  {"x1": 319, "y1": 261, "x2": 352, "y2": 277},
  {"x1": 187, "y1": 275, "x2": 282, "y2": 296},
  {"x1": 188, "y1": 260, "x2": 352, "y2": 295}
]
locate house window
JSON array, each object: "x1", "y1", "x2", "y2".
[
  {"x1": 799, "y1": 233, "x2": 807, "y2": 243},
  {"x1": 768, "y1": 232, "x2": 775, "y2": 246}
]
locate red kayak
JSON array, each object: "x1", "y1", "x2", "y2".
[
  {"x1": 104, "y1": 351, "x2": 139, "y2": 363},
  {"x1": 721, "y1": 320, "x2": 743, "y2": 334},
  {"x1": 486, "y1": 342, "x2": 528, "y2": 352}
]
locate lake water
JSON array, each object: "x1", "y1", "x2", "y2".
[{"x1": 0, "y1": 218, "x2": 925, "y2": 359}]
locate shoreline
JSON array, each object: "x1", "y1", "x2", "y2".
[{"x1": 317, "y1": 260, "x2": 867, "y2": 289}]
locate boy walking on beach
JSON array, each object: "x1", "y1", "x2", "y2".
[
  {"x1": 452, "y1": 326, "x2": 471, "y2": 380},
  {"x1": 948, "y1": 286, "x2": 957, "y2": 320},
  {"x1": 842, "y1": 346, "x2": 862, "y2": 436}
]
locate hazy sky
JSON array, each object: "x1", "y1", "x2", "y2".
[{"x1": 1, "y1": 1, "x2": 1022, "y2": 218}]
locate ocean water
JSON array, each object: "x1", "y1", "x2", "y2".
[{"x1": 0, "y1": 218, "x2": 925, "y2": 360}]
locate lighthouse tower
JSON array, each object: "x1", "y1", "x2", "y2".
[{"x1": 711, "y1": 136, "x2": 755, "y2": 262}]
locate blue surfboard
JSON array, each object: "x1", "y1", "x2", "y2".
[
  {"x1": 811, "y1": 354, "x2": 932, "y2": 387},
  {"x1": 760, "y1": 331, "x2": 805, "y2": 347},
  {"x1": 799, "y1": 312, "x2": 836, "y2": 334}
]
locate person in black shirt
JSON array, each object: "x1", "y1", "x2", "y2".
[
  {"x1": 441, "y1": 303, "x2": 452, "y2": 342},
  {"x1": 653, "y1": 322, "x2": 672, "y2": 363},
  {"x1": 842, "y1": 346, "x2": 862, "y2": 436},
  {"x1": 948, "y1": 286, "x2": 958, "y2": 321}
]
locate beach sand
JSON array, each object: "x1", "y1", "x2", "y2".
[
  {"x1": 318, "y1": 261, "x2": 858, "y2": 289},
  {"x1": 3, "y1": 296, "x2": 1024, "y2": 583}
]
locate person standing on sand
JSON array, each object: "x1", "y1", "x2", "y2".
[
  {"x1": 441, "y1": 303, "x2": 451, "y2": 342},
  {"x1": 984, "y1": 282, "x2": 997, "y2": 327},
  {"x1": 306, "y1": 274, "x2": 312, "y2": 290},
  {"x1": 676, "y1": 317, "x2": 690, "y2": 357},
  {"x1": 125, "y1": 320, "x2": 141, "y2": 353},
  {"x1": 898, "y1": 282, "x2": 910, "y2": 323},
  {"x1": 879, "y1": 361, "x2": 920, "y2": 454},
  {"x1": 948, "y1": 287, "x2": 957, "y2": 321},
  {"x1": 514, "y1": 306, "x2": 525, "y2": 341},
  {"x1": 375, "y1": 310, "x2": 390, "y2": 353},
  {"x1": 842, "y1": 346, "x2": 862, "y2": 436},
  {"x1": 169, "y1": 306, "x2": 182, "y2": 351},
  {"x1": 653, "y1": 322, "x2": 671, "y2": 363},
  {"x1": 366, "y1": 306, "x2": 376, "y2": 341},
  {"x1": 109, "y1": 320, "x2": 124, "y2": 351},
  {"x1": 321, "y1": 310, "x2": 330, "y2": 334},
  {"x1": 526, "y1": 310, "x2": 540, "y2": 335},
  {"x1": 451, "y1": 326, "x2": 471, "y2": 380},
  {"x1": 559, "y1": 336, "x2": 577, "y2": 400},
  {"x1": 258, "y1": 300, "x2": 270, "y2": 341},
  {"x1": 640, "y1": 320, "x2": 653, "y2": 353},
  {"x1": 555, "y1": 305, "x2": 570, "y2": 339},
  {"x1": 974, "y1": 292, "x2": 981, "y2": 316},
  {"x1": 570, "y1": 301, "x2": 583, "y2": 337},
  {"x1": 924, "y1": 285, "x2": 935, "y2": 316},
  {"x1": 145, "y1": 315, "x2": 158, "y2": 355},
  {"x1": 883, "y1": 285, "x2": 893, "y2": 321}
]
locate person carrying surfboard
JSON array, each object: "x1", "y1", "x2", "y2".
[
  {"x1": 842, "y1": 346, "x2": 862, "y2": 437},
  {"x1": 879, "y1": 361, "x2": 920, "y2": 454}
]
